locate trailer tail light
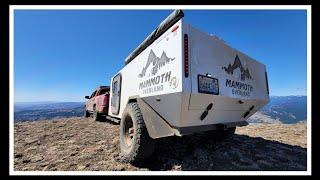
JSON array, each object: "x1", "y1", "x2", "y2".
[
  {"x1": 265, "y1": 71, "x2": 269, "y2": 94},
  {"x1": 184, "y1": 34, "x2": 189, "y2": 78},
  {"x1": 171, "y1": 25, "x2": 179, "y2": 32}
]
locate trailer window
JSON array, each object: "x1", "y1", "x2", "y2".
[
  {"x1": 113, "y1": 81, "x2": 118, "y2": 94},
  {"x1": 111, "y1": 73, "x2": 121, "y2": 115}
]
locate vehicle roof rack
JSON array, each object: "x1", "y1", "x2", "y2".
[{"x1": 99, "y1": 86, "x2": 110, "y2": 89}]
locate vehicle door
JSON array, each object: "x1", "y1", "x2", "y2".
[
  {"x1": 111, "y1": 74, "x2": 121, "y2": 115},
  {"x1": 87, "y1": 90, "x2": 97, "y2": 111}
]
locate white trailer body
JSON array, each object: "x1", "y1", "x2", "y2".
[{"x1": 108, "y1": 12, "x2": 269, "y2": 138}]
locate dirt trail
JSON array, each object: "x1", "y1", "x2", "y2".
[{"x1": 14, "y1": 117, "x2": 307, "y2": 171}]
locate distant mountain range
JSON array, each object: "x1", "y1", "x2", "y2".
[
  {"x1": 14, "y1": 102, "x2": 84, "y2": 122},
  {"x1": 258, "y1": 95, "x2": 307, "y2": 124},
  {"x1": 14, "y1": 96, "x2": 307, "y2": 124},
  {"x1": 14, "y1": 102, "x2": 84, "y2": 112}
]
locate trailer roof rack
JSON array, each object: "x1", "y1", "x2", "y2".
[{"x1": 124, "y1": 9, "x2": 184, "y2": 65}]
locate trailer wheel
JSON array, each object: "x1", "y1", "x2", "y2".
[
  {"x1": 119, "y1": 102, "x2": 155, "y2": 163},
  {"x1": 92, "y1": 105, "x2": 100, "y2": 121},
  {"x1": 208, "y1": 127, "x2": 236, "y2": 141}
]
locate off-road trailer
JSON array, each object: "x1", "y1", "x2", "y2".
[{"x1": 107, "y1": 10, "x2": 270, "y2": 162}]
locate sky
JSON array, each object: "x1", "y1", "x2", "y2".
[{"x1": 14, "y1": 9, "x2": 307, "y2": 102}]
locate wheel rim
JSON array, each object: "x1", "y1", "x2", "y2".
[{"x1": 123, "y1": 116, "x2": 134, "y2": 148}]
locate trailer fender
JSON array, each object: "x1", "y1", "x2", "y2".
[{"x1": 136, "y1": 98, "x2": 176, "y2": 139}]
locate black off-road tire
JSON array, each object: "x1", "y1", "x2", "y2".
[
  {"x1": 207, "y1": 127, "x2": 236, "y2": 141},
  {"x1": 92, "y1": 106, "x2": 101, "y2": 121},
  {"x1": 84, "y1": 107, "x2": 90, "y2": 118},
  {"x1": 119, "y1": 102, "x2": 155, "y2": 163}
]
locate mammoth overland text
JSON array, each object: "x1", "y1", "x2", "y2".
[
  {"x1": 139, "y1": 71, "x2": 171, "y2": 94},
  {"x1": 223, "y1": 55, "x2": 254, "y2": 97},
  {"x1": 226, "y1": 79, "x2": 253, "y2": 97}
]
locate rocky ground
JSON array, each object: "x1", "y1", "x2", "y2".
[{"x1": 14, "y1": 117, "x2": 307, "y2": 171}]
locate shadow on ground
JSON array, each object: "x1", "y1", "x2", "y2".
[{"x1": 131, "y1": 133, "x2": 307, "y2": 171}]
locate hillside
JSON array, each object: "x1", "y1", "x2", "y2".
[
  {"x1": 14, "y1": 117, "x2": 307, "y2": 171},
  {"x1": 247, "y1": 112, "x2": 282, "y2": 124},
  {"x1": 260, "y1": 96, "x2": 307, "y2": 124}
]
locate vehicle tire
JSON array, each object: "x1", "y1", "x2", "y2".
[
  {"x1": 84, "y1": 106, "x2": 90, "y2": 118},
  {"x1": 92, "y1": 105, "x2": 100, "y2": 121},
  {"x1": 207, "y1": 127, "x2": 236, "y2": 141},
  {"x1": 119, "y1": 102, "x2": 155, "y2": 163}
]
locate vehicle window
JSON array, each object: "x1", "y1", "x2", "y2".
[
  {"x1": 98, "y1": 88, "x2": 109, "y2": 95},
  {"x1": 90, "y1": 90, "x2": 96, "y2": 98}
]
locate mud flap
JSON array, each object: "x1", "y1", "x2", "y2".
[{"x1": 137, "y1": 98, "x2": 176, "y2": 139}]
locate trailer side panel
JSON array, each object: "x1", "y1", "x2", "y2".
[{"x1": 108, "y1": 20, "x2": 184, "y2": 119}]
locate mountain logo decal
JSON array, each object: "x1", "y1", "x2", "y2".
[
  {"x1": 222, "y1": 55, "x2": 253, "y2": 81},
  {"x1": 138, "y1": 50, "x2": 175, "y2": 78}
]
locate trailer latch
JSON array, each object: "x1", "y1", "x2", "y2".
[
  {"x1": 200, "y1": 103, "x2": 213, "y2": 120},
  {"x1": 243, "y1": 105, "x2": 255, "y2": 118}
]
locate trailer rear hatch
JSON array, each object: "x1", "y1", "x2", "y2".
[{"x1": 187, "y1": 25, "x2": 269, "y2": 111}]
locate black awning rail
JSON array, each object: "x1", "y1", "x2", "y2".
[{"x1": 124, "y1": 9, "x2": 184, "y2": 65}]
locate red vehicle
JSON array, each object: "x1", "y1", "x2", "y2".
[{"x1": 84, "y1": 86, "x2": 110, "y2": 121}]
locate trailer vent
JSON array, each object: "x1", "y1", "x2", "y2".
[{"x1": 184, "y1": 34, "x2": 189, "y2": 78}]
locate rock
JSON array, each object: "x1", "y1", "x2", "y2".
[
  {"x1": 25, "y1": 138, "x2": 38, "y2": 145},
  {"x1": 63, "y1": 134, "x2": 74, "y2": 139},
  {"x1": 77, "y1": 165, "x2": 86, "y2": 170},
  {"x1": 22, "y1": 158, "x2": 31, "y2": 163},
  {"x1": 42, "y1": 164, "x2": 57, "y2": 171},
  {"x1": 25, "y1": 146, "x2": 37, "y2": 152},
  {"x1": 32, "y1": 155, "x2": 44, "y2": 162},
  {"x1": 42, "y1": 166, "x2": 49, "y2": 171},
  {"x1": 40, "y1": 162, "x2": 49, "y2": 167},
  {"x1": 14, "y1": 153, "x2": 23, "y2": 158},
  {"x1": 22, "y1": 167, "x2": 30, "y2": 171},
  {"x1": 70, "y1": 152, "x2": 78, "y2": 156},
  {"x1": 55, "y1": 159, "x2": 65, "y2": 164},
  {"x1": 172, "y1": 165, "x2": 182, "y2": 170},
  {"x1": 58, "y1": 124, "x2": 66, "y2": 128}
]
